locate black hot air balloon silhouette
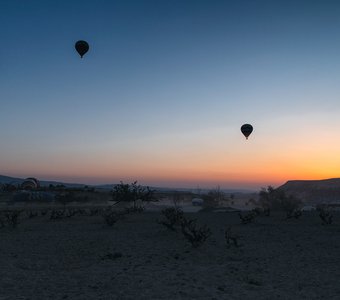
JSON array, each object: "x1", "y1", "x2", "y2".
[
  {"x1": 241, "y1": 124, "x2": 253, "y2": 139},
  {"x1": 75, "y1": 40, "x2": 89, "y2": 58}
]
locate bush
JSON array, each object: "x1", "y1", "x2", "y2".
[
  {"x1": 202, "y1": 186, "x2": 227, "y2": 209},
  {"x1": 50, "y1": 209, "x2": 65, "y2": 220},
  {"x1": 239, "y1": 211, "x2": 256, "y2": 224},
  {"x1": 225, "y1": 226, "x2": 240, "y2": 247},
  {"x1": 102, "y1": 210, "x2": 121, "y2": 226},
  {"x1": 258, "y1": 186, "x2": 302, "y2": 212},
  {"x1": 112, "y1": 181, "x2": 156, "y2": 209},
  {"x1": 158, "y1": 207, "x2": 184, "y2": 231},
  {"x1": 286, "y1": 208, "x2": 302, "y2": 219},
  {"x1": 318, "y1": 208, "x2": 333, "y2": 225},
  {"x1": 124, "y1": 206, "x2": 145, "y2": 214},
  {"x1": 180, "y1": 217, "x2": 211, "y2": 247},
  {"x1": 26, "y1": 210, "x2": 39, "y2": 219},
  {"x1": 3, "y1": 210, "x2": 22, "y2": 228},
  {"x1": 65, "y1": 208, "x2": 78, "y2": 218},
  {"x1": 0, "y1": 215, "x2": 4, "y2": 228},
  {"x1": 89, "y1": 207, "x2": 101, "y2": 216}
]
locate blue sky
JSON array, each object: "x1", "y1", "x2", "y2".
[{"x1": 1, "y1": 0, "x2": 340, "y2": 189}]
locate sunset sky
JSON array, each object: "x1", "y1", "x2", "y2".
[{"x1": 1, "y1": 0, "x2": 340, "y2": 190}]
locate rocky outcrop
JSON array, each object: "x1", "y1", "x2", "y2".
[{"x1": 277, "y1": 178, "x2": 340, "y2": 204}]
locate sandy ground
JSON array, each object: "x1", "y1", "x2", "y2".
[{"x1": 1, "y1": 207, "x2": 340, "y2": 300}]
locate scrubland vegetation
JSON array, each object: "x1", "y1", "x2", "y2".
[{"x1": 1, "y1": 183, "x2": 340, "y2": 299}]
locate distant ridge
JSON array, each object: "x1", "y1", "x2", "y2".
[
  {"x1": 0, "y1": 175, "x2": 85, "y2": 188},
  {"x1": 0, "y1": 175, "x2": 24, "y2": 185},
  {"x1": 278, "y1": 178, "x2": 340, "y2": 204},
  {"x1": 0, "y1": 175, "x2": 255, "y2": 193}
]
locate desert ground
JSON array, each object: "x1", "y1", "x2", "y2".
[{"x1": 1, "y1": 203, "x2": 340, "y2": 300}]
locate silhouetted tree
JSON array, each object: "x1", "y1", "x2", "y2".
[
  {"x1": 258, "y1": 186, "x2": 301, "y2": 212},
  {"x1": 112, "y1": 181, "x2": 156, "y2": 209},
  {"x1": 202, "y1": 186, "x2": 227, "y2": 208},
  {"x1": 2, "y1": 183, "x2": 17, "y2": 192}
]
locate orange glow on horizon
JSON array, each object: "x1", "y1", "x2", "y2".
[{"x1": 2, "y1": 119, "x2": 340, "y2": 189}]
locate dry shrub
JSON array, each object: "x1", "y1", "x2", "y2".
[
  {"x1": 112, "y1": 181, "x2": 156, "y2": 209},
  {"x1": 65, "y1": 208, "x2": 78, "y2": 218},
  {"x1": 26, "y1": 210, "x2": 39, "y2": 219},
  {"x1": 264, "y1": 207, "x2": 271, "y2": 216},
  {"x1": 102, "y1": 208, "x2": 125, "y2": 226},
  {"x1": 258, "y1": 186, "x2": 302, "y2": 212},
  {"x1": 286, "y1": 208, "x2": 302, "y2": 219},
  {"x1": 0, "y1": 215, "x2": 4, "y2": 228},
  {"x1": 40, "y1": 209, "x2": 49, "y2": 216},
  {"x1": 50, "y1": 209, "x2": 65, "y2": 220},
  {"x1": 202, "y1": 186, "x2": 227, "y2": 209},
  {"x1": 225, "y1": 226, "x2": 240, "y2": 247},
  {"x1": 89, "y1": 208, "x2": 101, "y2": 216},
  {"x1": 158, "y1": 207, "x2": 184, "y2": 231},
  {"x1": 318, "y1": 208, "x2": 333, "y2": 225},
  {"x1": 251, "y1": 207, "x2": 262, "y2": 216},
  {"x1": 2, "y1": 210, "x2": 22, "y2": 228},
  {"x1": 124, "y1": 206, "x2": 145, "y2": 214},
  {"x1": 238, "y1": 211, "x2": 256, "y2": 224},
  {"x1": 180, "y1": 217, "x2": 211, "y2": 248}
]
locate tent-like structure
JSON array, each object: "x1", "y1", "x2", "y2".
[{"x1": 21, "y1": 177, "x2": 40, "y2": 190}]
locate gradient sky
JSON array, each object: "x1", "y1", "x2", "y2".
[{"x1": 1, "y1": 0, "x2": 340, "y2": 190}]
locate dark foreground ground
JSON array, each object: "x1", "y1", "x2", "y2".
[{"x1": 0, "y1": 207, "x2": 340, "y2": 300}]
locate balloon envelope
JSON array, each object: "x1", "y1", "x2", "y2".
[
  {"x1": 241, "y1": 124, "x2": 253, "y2": 139},
  {"x1": 75, "y1": 40, "x2": 89, "y2": 58}
]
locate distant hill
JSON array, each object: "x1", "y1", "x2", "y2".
[
  {"x1": 1, "y1": 175, "x2": 256, "y2": 194},
  {"x1": 0, "y1": 175, "x2": 85, "y2": 188},
  {"x1": 278, "y1": 178, "x2": 340, "y2": 204},
  {"x1": 0, "y1": 175, "x2": 24, "y2": 185}
]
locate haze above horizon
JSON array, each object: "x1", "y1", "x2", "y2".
[{"x1": 1, "y1": 0, "x2": 340, "y2": 190}]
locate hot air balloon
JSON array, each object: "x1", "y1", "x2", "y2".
[
  {"x1": 21, "y1": 177, "x2": 40, "y2": 190},
  {"x1": 75, "y1": 40, "x2": 89, "y2": 58},
  {"x1": 241, "y1": 124, "x2": 253, "y2": 139}
]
